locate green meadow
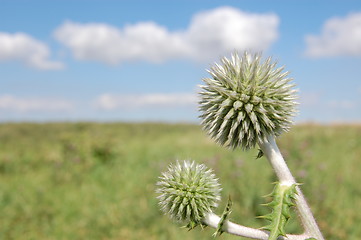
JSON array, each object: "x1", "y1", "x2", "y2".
[{"x1": 0, "y1": 123, "x2": 360, "y2": 239}]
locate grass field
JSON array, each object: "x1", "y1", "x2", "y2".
[{"x1": 0, "y1": 122, "x2": 360, "y2": 239}]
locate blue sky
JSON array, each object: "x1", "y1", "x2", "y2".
[{"x1": 0, "y1": 0, "x2": 360, "y2": 123}]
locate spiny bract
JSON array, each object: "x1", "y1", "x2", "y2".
[
  {"x1": 199, "y1": 52, "x2": 297, "y2": 150},
  {"x1": 156, "y1": 160, "x2": 221, "y2": 225}
]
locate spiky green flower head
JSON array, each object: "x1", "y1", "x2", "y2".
[
  {"x1": 199, "y1": 51, "x2": 297, "y2": 150},
  {"x1": 156, "y1": 160, "x2": 221, "y2": 226}
]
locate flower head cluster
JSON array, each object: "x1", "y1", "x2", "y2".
[
  {"x1": 199, "y1": 52, "x2": 297, "y2": 150},
  {"x1": 156, "y1": 160, "x2": 221, "y2": 225}
]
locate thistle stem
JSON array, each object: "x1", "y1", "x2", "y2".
[
  {"x1": 258, "y1": 134, "x2": 324, "y2": 240},
  {"x1": 203, "y1": 212, "x2": 308, "y2": 240}
]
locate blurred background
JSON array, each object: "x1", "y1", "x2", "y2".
[{"x1": 0, "y1": 1, "x2": 360, "y2": 240}]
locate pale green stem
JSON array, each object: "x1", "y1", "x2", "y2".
[
  {"x1": 258, "y1": 134, "x2": 324, "y2": 240},
  {"x1": 203, "y1": 212, "x2": 309, "y2": 240}
]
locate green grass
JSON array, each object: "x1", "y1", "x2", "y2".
[{"x1": 0, "y1": 122, "x2": 360, "y2": 239}]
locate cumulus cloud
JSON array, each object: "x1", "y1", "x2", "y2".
[
  {"x1": 95, "y1": 93, "x2": 197, "y2": 110},
  {"x1": 305, "y1": 12, "x2": 361, "y2": 57},
  {"x1": 185, "y1": 7, "x2": 279, "y2": 61},
  {"x1": 0, "y1": 32, "x2": 64, "y2": 70},
  {"x1": 0, "y1": 95, "x2": 74, "y2": 112},
  {"x1": 54, "y1": 7, "x2": 279, "y2": 64}
]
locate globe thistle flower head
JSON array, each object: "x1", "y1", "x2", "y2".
[
  {"x1": 199, "y1": 52, "x2": 298, "y2": 150},
  {"x1": 156, "y1": 160, "x2": 221, "y2": 225}
]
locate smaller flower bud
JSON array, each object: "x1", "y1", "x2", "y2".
[{"x1": 156, "y1": 160, "x2": 221, "y2": 225}]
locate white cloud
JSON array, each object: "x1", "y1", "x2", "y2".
[
  {"x1": 0, "y1": 32, "x2": 64, "y2": 70},
  {"x1": 185, "y1": 7, "x2": 279, "y2": 61},
  {"x1": 305, "y1": 12, "x2": 361, "y2": 57},
  {"x1": 54, "y1": 22, "x2": 187, "y2": 64},
  {"x1": 0, "y1": 95, "x2": 74, "y2": 112},
  {"x1": 300, "y1": 92, "x2": 358, "y2": 110},
  {"x1": 327, "y1": 100, "x2": 357, "y2": 110},
  {"x1": 54, "y1": 7, "x2": 279, "y2": 64},
  {"x1": 95, "y1": 93, "x2": 197, "y2": 110},
  {"x1": 299, "y1": 92, "x2": 321, "y2": 106}
]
